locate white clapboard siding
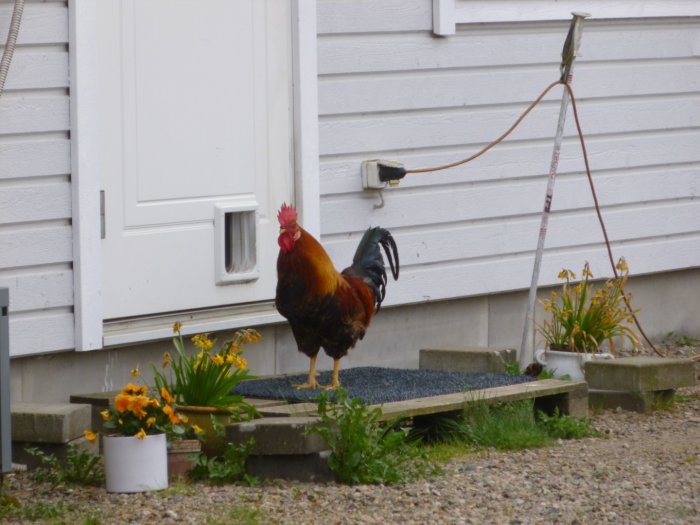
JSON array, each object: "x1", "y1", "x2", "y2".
[
  {"x1": 0, "y1": 266, "x2": 73, "y2": 312},
  {"x1": 0, "y1": 2, "x2": 68, "y2": 45},
  {"x1": 0, "y1": 138, "x2": 71, "y2": 180},
  {"x1": 318, "y1": 23, "x2": 699, "y2": 75},
  {"x1": 317, "y1": 4, "x2": 700, "y2": 306},
  {"x1": 0, "y1": 1, "x2": 74, "y2": 356},
  {"x1": 324, "y1": 199, "x2": 700, "y2": 268},
  {"x1": 321, "y1": 131, "x2": 700, "y2": 195},
  {"x1": 0, "y1": 224, "x2": 73, "y2": 269},
  {"x1": 2, "y1": 49, "x2": 70, "y2": 91},
  {"x1": 320, "y1": 95, "x2": 700, "y2": 156},
  {"x1": 319, "y1": 60, "x2": 700, "y2": 115},
  {"x1": 10, "y1": 310, "x2": 75, "y2": 356},
  {"x1": 317, "y1": 0, "x2": 432, "y2": 34},
  {"x1": 0, "y1": 178, "x2": 71, "y2": 223},
  {"x1": 321, "y1": 165, "x2": 700, "y2": 235},
  {"x1": 0, "y1": 94, "x2": 69, "y2": 135}
]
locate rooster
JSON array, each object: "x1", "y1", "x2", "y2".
[{"x1": 275, "y1": 203, "x2": 399, "y2": 389}]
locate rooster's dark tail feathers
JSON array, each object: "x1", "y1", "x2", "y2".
[{"x1": 344, "y1": 227, "x2": 399, "y2": 311}]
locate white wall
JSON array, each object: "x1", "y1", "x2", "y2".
[
  {"x1": 316, "y1": 0, "x2": 700, "y2": 307},
  {"x1": 0, "y1": 0, "x2": 74, "y2": 356}
]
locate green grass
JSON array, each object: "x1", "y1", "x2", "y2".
[
  {"x1": 204, "y1": 505, "x2": 264, "y2": 525},
  {"x1": 420, "y1": 399, "x2": 599, "y2": 456}
]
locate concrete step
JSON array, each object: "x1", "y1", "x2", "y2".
[
  {"x1": 584, "y1": 356, "x2": 696, "y2": 392},
  {"x1": 11, "y1": 402, "x2": 92, "y2": 444},
  {"x1": 227, "y1": 416, "x2": 326, "y2": 455},
  {"x1": 585, "y1": 356, "x2": 696, "y2": 413},
  {"x1": 226, "y1": 416, "x2": 334, "y2": 482},
  {"x1": 419, "y1": 346, "x2": 516, "y2": 374}
]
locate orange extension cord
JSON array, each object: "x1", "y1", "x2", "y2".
[{"x1": 404, "y1": 79, "x2": 663, "y2": 357}]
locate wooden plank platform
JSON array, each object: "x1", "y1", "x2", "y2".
[{"x1": 251, "y1": 379, "x2": 589, "y2": 420}]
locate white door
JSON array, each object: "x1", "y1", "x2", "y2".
[{"x1": 97, "y1": 0, "x2": 293, "y2": 319}]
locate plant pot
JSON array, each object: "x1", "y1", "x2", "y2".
[
  {"x1": 177, "y1": 405, "x2": 235, "y2": 457},
  {"x1": 167, "y1": 439, "x2": 202, "y2": 480},
  {"x1": 535, "y1": 348, "x2": 614, "y2": 381},
  {"x1": 103, "y1": 433, "x2": 168, "y2": 492}
]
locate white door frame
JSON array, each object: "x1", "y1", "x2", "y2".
[{"x1": 69, "y1": 0, "x2": 320, "y2": 350}]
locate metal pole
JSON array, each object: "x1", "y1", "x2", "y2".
[
  {"x1": 519, "y1": 13, "x2": 590, "y2": 370},
  {"x1": 0, "y1": 288, "x2": 10, "y2": 474}
]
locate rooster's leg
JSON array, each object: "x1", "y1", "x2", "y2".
[
  {"x1": 325, "y1": 358, "x2": 341, "y2": 390},
  {"x1": 293, "y1": 354, "x2": 321, "y2": 389}
]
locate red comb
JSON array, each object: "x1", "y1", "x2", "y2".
[{"x1": 277, "y1": 203, "x2": 298, "y2": 226}]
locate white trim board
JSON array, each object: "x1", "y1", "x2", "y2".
[
  {"x1": 69, "y1": 0, "x2": 103, "y2": 351},
  {"x1": 292, "y1": 0, "x2": 321, "y2": 237},
  {"x1": 433, "y1": 0, "x2": 700, "y2": 35}
]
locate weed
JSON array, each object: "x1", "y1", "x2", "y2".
[
  {"x1": 188, "y1": 415, "x2": 257, "y2": 485},
  {"x1": 204, "y1": 504, "x2": 263, "y2": 525},
  {"x1": 536, "y1": 408, "x2": 601, "y2": 439},
  {"x1": 25, "y1": 444, "x2": 104, "y2": 487},
  {"x1": 503, "y1": 360, "x2": 521, "y2": 376},
  {"x1": 537, "y1": 368, "x2": 557, "y2": 379},
  {"x1": 665, "y1": 332, "x2": 700, "y2": 346},
  {"x1": 308, "y1": 388, "x2": 433, "y2": 485}
]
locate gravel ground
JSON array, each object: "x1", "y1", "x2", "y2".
[{"x1": 2, "y1": 343, "x2": 699, "y2": 525}]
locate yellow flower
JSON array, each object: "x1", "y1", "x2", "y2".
[
  {"x1": 241, "y1": 329, "x2": 262, "y2": 344},
  {"x1": 146, "y1": 417, "x2": 156, "y2": 428},
  {"x1": 615, "y1": 257, "x2": 629, "y2": 273},
  {"x1": 84, "y1": 430, "x2": 98, "y2": 443},
  {"x1": 582, "y1": 263, "x2": 593, "y2": 279},
  {"x1": 135, "y1": 428, "x2": 147, "y2": 440},
  {"x1": 130, "y1": 367, "x2": 140, "y2": 378},
  {"x1": 179, "y1": 414, "x2": 188, "y2": 424},
  {"x1": 173, "y1": 321, "x2": 182, "y2": 334},
  {"x1": 192, "y1": 334, "x2": 214, "y2": 351},
  {"x1": 211, "y1": 354, "x2": 224, "y2": 366},
  {"x1": 100, "y1": 409, "x2": 112, "y2": 422},
  {"x1": 192, "y1": 424, "x2": 203, "y2": 434}
]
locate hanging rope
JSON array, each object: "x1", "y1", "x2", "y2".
[{"x1": 0, "y1": 0, "x2": 25, "y2": 97}]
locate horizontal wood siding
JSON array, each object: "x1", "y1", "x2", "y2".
[
  {"x1": 0, "y1": 0, "x2": 74, "y2": 356},
  {"x1": 317, "y1": 0, "x2": 700, "y2": 306}
]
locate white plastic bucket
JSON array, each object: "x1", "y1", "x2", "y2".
[{"x1": 103, "y1": 433, "x2": 168, "y2": 492}]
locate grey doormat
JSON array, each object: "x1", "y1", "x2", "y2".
[{"x1": 232, "y1": 366, "x2": 533, "y2": 405}]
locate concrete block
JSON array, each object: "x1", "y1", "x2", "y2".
[
  {"x1": 419, "y1": 347, "x2": 516, "y2": 374},
  {"x1": 246, "y1": 451, "x2": 335, "y2": 482},
  {"x1": 588, "y1": 389, "x2": 675, "y2": 413},
  {"x1": 584, "y1": 357, "x2": 696, "y2": 392},
  {"x1": 533, "y1": 382, "x2": 589, "y2": 418},
  {"x1": 11, "y1": 403, "x2": 91, "y2": 444},
  {"x1": 227, "y1": 416, "x2": 327, "y2": 455}
]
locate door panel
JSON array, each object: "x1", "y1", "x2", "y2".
[{"x1": 98, "y1": 0, "x2": 292, "y2": 319}]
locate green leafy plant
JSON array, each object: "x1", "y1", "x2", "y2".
[
  {"x1": 536, "y1": 408, "x2": 601, "y2": 439},
  {"x1": 537, "y1": 259, "x2": 640, "y2": 353},
  {"x1": 153, "y1": 322, "x2": 260, "y2": 412},
  {"x1": 308, "y1": 388, "x2": 431, "y2": 485},
  {"x1": 188, "y1": 415, "x2": 257, "y2": 485},
  {"x1": 25, "y1": 444, "x2": 104, "y2": 487}
]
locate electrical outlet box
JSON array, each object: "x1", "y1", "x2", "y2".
[{"x1": 361, "y1": 159, "x2": 405, "y2": 190}]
